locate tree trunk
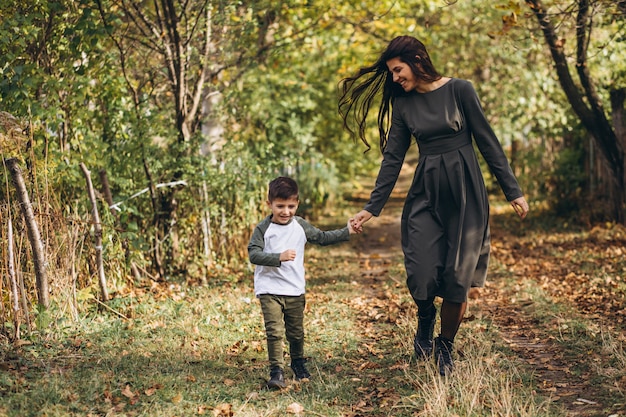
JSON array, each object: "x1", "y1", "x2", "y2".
[
  {"x1": 201, "y1": 180, "x2": 213, "y2": 284},
  {"x1": 5, "y1": 158, "x2": 49, "y2": 308},
  {"x1": 7, "y1": 216, "x2": 21, "y2": 340},
  {"x1": 611, "y1": 88, "x2": 626, "y2": 222},
  {"x1": 525, "y1": 0, "x2": 625, "y2": 222},
  {"x1": 80, "y1": 163, "x2": 109, "y2": 302},
  {"x1": 99, "y1": 169, "x2": 115, "y2": 215},
  {"x1": 143, "y1": 159, "x2": 164, "y2": 279}
]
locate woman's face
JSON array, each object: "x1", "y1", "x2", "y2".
[{"x1": 386, "y1": 57, "x2": 418, "y2": 92}]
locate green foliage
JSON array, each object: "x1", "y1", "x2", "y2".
[
  {"x1": 548, "y1": 131, "x2": 588, "y2": 217},
  {"x1": 2, "y1": 0, "x2": 625, "y2": 322}
]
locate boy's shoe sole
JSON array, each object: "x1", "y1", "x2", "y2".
[{"x1": 267, "y1": 379, "x2": 287, "y2": 389}]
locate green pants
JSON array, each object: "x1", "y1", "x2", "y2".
[{"x1": 259, "y1": 294, "x2": 306, "y2": 369}]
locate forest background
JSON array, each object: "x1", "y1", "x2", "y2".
[{"x1": 0, "y1": 0, "x2": 625, "y2": 415}]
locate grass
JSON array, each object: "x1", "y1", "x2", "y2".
[{"x1": 2, "y1": 215, "x2": 625, "y2": 416}]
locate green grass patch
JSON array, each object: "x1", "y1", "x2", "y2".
[{"x1": 3, "y1": 224, "x2": 625, "y2": 416}]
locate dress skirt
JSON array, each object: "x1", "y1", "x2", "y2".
[{"x1": 401, "y1": 143, "x2": 490, "y2": 304}]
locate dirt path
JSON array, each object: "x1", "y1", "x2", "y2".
[{"x1": 347, "y1": 164, "x2": 618, "y2": 416}]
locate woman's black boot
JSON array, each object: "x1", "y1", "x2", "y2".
[
  {"x1": 414, "y1": 306, "x2": 436, "y2": 360},
  {"x1": 434, "y1": 335, "x2": 454, "y2": 376}
]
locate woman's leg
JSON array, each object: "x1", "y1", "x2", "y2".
[
  {"x1": 439, "y1": 299, "x2": 466, "y2": 341},
  {"x1": 434, "y1": 299, "x2": 466, "y2": 376},
  {"x1": 414, "y1": 298, "x2": 436, "y2": 359}
]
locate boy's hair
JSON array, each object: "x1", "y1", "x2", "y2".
[{"x1": 268, "y1": 177, "x2": 299, "y2": 201}]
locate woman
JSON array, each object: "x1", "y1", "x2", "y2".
[{"x1": 341, "y1": 36, "x2": 529, "y2": 376}]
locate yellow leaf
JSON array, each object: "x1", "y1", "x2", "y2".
[
  {"x1": 76, "y1": 286, "x2": 95, "y2": 301},
  {"x1": 212, "y1": 403, "x2": 233, "y2": 416},
  {"x1": 171, "y1": 393, "x2": 183, "y2": 404}
]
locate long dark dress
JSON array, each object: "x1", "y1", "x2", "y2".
[{"x1": 363, "y1": 78, "x2": 523, "y2": 304}]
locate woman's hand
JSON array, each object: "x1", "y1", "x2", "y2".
[
  {"x1": 510, "y1": 196, "x2": 529, "y2": 220},
  {"x1": 350, "y1": 210, "x2": 374, "y2": 233}
]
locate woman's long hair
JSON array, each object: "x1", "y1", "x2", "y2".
[{"x1": 338, "y1": 36, "x2": 442, "y2": 152}]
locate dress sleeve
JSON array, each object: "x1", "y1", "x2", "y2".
[
  {"x1": 295, "y1": 217, "x2": 350, "y2": 246},
  {"x1": 458, "y1": 80, "x2": 523, "y2": 201},
  {"x1": 364, "y1": 103, "x2": 412, "y2": 216}
]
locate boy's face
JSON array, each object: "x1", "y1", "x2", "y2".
[{"x1": 268, "y1": 196, "x2": 299, "y2": 225}]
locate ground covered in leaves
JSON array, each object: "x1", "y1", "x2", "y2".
[
  {"x1": 1, "y1": 172, "x2": 625, "y2": 416},
  {"x1": 347, "y1": 172, "x2": 626, "y2": 416}
]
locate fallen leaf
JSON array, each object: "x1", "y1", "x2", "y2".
[
  {"x1": 286, "y1": 402, "x2": 304, "y2": 414},
  {"x1": 171, "y1": 393, "x2": 183, "y2": 404},
  {"x1": 212, "y1": 403, "x2": 233, "y2": 416},
  {"x1": 121, "y1": 385, "x2": 136, "y2": 399}
]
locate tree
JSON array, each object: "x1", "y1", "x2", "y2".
[
  {"x1": 93, "y1": 0, "x2": 261, "y2": 274},
  {"x1": 523, "y1": 0, "x2": 625, "y2": 221}
]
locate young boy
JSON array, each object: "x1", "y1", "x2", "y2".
[{"x1": 248, "y1": 176, "x2": 356, "y2": 389}]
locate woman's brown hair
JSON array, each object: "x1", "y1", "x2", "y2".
[{"x1": 338, "y1": 36, "x2": 441, "y2": 152}]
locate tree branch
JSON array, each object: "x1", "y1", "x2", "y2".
[{"x1": 526, "y1": 0, "x2": 623, "y2": 181}]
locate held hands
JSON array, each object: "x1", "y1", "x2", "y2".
[
  {"x1": 280, "y1": 249, "x2": 297, "y2": 262},
  {"x1": 347, "y1": 219, "x2": 357, "y2": 234},
  {"x1": 281, "y1": 216, "x2": 367, "y2": 260},
  {"x1": 511, "y1": 196, "x2": 529, "y2": 220},
  {"x1": 349, "y1": 210, "x2": 373, "y2": 234}
]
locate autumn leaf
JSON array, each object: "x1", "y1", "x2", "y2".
[
  {"x1": 121, "y1": 384, "x2": 136, "y2": 399},
  {"x1": 286, "y1": 402, "x2": 304, "y2": 414},
  {"x1": 212, "y1": 403, "x2": 233, "y2": 416}
]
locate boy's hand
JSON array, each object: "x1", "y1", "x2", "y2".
[
  {"x1": 347, "y1": 219, "x2": 359, "y2": 234},
  {"x1": 280, "y1": 249, "x2": 297, "y2": 262}
]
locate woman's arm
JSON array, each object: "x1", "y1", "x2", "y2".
[
  {"x1": 459, "y1": 80, "x2": 523, "y2": 202},
  {"x1": 363, "y1": 104, "x2": 412, "y2": 216}
]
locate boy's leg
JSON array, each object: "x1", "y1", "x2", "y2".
[
  {"x1": 284, "y1": 295, "x2": 310, "y2": 380},
  {"x1": 284, "y1": 295, "x2": 306, "y2": 360},
  {"x1": 259, "y1": 294, "x2": 286, "y2": 370}
]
